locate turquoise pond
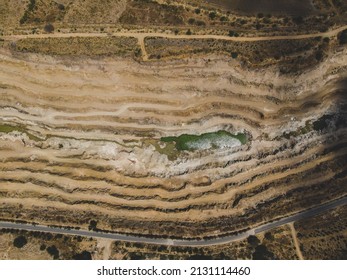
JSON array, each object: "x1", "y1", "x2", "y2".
[{"x1": 161, "y1": 130, "x2": 247, "y2": 151}]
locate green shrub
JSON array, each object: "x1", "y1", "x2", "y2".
[
  {"x1": 13, "y1": 236, "x2": 27, "y2": 248},
  {"x1": 209, "y1": 12, "x2": 217, "y2": 20},
  {"x1": 46, "y1": 245, "x2": 59, "y2": 259},
  {"x1": 44, "y1": 24, "x2": 55, "y2": 33},
  {"x1": 338, "y1": 29, "x2": 347, "y2": 45}
]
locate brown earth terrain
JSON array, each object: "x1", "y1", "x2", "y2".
[
  {"x1": 295, "y1": 205, "x2": 347, "y2": 259},
  {"x1": 0, "y1": 224, "x2": 298, "y2": 260},
  {"x1": 0, "y1": 0, "x2": 346, "y2": 260},
  {"x1": 206, "y1": 0, "x2": 315, "y2": 16}
]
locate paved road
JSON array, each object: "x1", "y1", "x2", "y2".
[{"x1": 0, "y1": 196, "x2": 346, "y2": 246}]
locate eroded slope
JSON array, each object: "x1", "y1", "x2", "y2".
[{"x1": 0, "y1": 33, "x2": 346, "y2": 240}]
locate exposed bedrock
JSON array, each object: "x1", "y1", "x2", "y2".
[{"x1": 0, "y1": 46, "x2": 346, "y2": 238}]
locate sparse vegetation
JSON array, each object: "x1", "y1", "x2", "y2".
[
  {"x1": 20, "y1": 0, "x2": 36, "y2": 24},
  {"x1": 1, "y1": 229, "x2": 97, "y2": 260},
  {"x1": 145, "y1": 36, "x2": 322, "y2": 71},
  {"x1": 14, "y1": 36, "x2": 139, "y2": 57},
  {"x1": 295, "y1": 205, "x2": 347, "y2": 259}
]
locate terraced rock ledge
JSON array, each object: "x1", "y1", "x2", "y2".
[{"x1": 0, "y1": 27, "x2": 346, "y2": 244}]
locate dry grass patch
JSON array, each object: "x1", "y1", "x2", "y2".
[
  {"x1": 145, "y1": 36, "x2": 328, "y2": 72},
  {"x1": 108, "y1": 225, "x2": 297, "y2": 260},
  {"x1": 13, "y1": 36, "x2": 140, "y2": 58},
  {"x1": 0, "y1": 228, "x2": 97, "y2": 260},
  {"x1": 64, "y1": 0, "x2": 127, "y2": 24},
  {"x1": 295, "y1": 205, "x2": 347, "y2": 259}
]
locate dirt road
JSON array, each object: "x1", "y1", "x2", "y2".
[{"x1": 2, "y1": 24, "x2": 347, "y2": 61}]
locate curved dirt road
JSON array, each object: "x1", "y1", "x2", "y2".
[{"x1": 3, "y1": 24, "x2": 347, "y2": 41}]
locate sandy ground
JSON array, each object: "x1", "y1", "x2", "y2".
[{"x1": 0, "y1": 29, "x2": 346, "y2": 236}]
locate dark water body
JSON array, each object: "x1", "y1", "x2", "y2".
[{"x1": 205, "y1": 0, "x2": 315, "y2": 16}]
